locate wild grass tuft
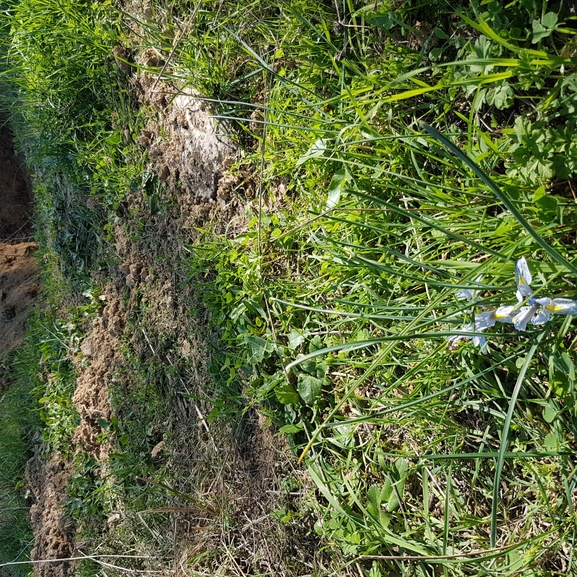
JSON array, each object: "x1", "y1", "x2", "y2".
[{"x1": 180, "y1": 0, "x2": 577, "y2": 573}]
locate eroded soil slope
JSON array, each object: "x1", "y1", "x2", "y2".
[{"x1": 0, "y1": 117, "x2": 37, "y2": 356}]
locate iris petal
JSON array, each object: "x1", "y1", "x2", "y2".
[
  {"x1": 515, "y1": 257, "x2": 533, "y2": 302},
  {"x1": 548, "y1": 298, "x2": 577, "y2": 315},
  {"x1": 473, "y1": 335, "x2": 488, "y2": 354},
  {"x1": 474, "y1": 311, "x2": 497, "y2": 331},
  {"x1": 531, "y1": 309, "x2": 551, "y2": 325},
  {"x1": 513, "y1": 305, "x2": 537, "y2": 331},
  {"x1": 494, "y1": 305, "x2": 516, "y2": 323}
]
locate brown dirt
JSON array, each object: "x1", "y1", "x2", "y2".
[
  {"x1": 0, "y1": 116, "x2": 38, "y2": 357},
  {"x1": 0, "y1": 241, "x2": 40, "y2": 355},
  {"x1": 25, "y1": 451, "x2": 74, "y2": 577},
  {"x1": 0, "y1": 117, "x2": 33, "y2": 240},
  {"x1": 135, "y1": 82, "x2": 236, "y2": 201},
  {"x1": 71, "y1": 287, "x2": 126, "y2": 460}
]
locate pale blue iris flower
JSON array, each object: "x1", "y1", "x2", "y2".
[
  {"x1": 449, "y1": 282, "x2": 516, "y2": 354},
  {"x1": 449, "y1": 257, "x2": 577, "y2": 353},
  {"x1": 530, "y1": 297, "x2": 577, "y2": 325}
]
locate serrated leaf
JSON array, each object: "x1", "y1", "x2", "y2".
[
  {"x1": 486, "y1": 83, "x2": 514, "y2": 110},
  {"x1": 366, "y1": 485, "x2": 382, "y2": 519},
  {"x1": 395, "y1": 457, "x2": 409, "y2": 479},
  {"x1": 297, "y1": 374, "x2": 324, "y2": 405}
]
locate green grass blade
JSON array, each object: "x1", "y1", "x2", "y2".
[
  {"x1": 421, "y1": 123, "x2": 577, "y2": 276},
  {"x1": 490, "y1": 330, "x2": 546, "y2": 547}
]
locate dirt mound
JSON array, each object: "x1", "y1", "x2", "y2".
[
  {"x1": 0, "y1": 114, "x2": 37, "y2": 356},
  {"x1": 72, "y1": 287, "x2": 126, "y2": 460},
  {"x1": 25, "y1": 451, "x2": 74, "y2": 577},
  {"x1": 0, "y1": 241, "x2": 40, "y2": 355},
  {"x1": 134, "y1": 71, "x2": 236, "y2": 202}
]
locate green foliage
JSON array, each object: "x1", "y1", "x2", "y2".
[
  {"x1": 0, "y1": 354, "x2": 37, "y2": 576},
  {"x1": 1, "y1": 0, "x2": 577, "y2": 573},
  {"x1": 21, "y1": 295, "x2": 105, "y2": 455},
  {"x1": 184, "y1": 0, "x2": 577, "y2": 573}
]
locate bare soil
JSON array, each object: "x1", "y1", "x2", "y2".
[
  {"x1": 0, "y1": 117, "x2": 38, "y2": 357},
  {"x1": 0, "y1": 117, "x2": 33, "y2": 240},
  {"x1": 25, "y1": 452, "x2": 74, "y2": 577},
  {"x1": 0, "y1": 241, "x2": 40, "y2": 356}
]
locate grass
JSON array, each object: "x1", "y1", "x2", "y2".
[
  {"x1": 0, "y1": 0, "x2": 577, "y2": 575},
  {"x1": 0, "y1": 354, "x2": 37, "y2": 577}
]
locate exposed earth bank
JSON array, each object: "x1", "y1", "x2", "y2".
[{"x1": 0, "y1": 116, "x2": 38, "y2": 356}]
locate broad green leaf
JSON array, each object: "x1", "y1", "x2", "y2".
[
  {"x1": 279, "y1": 422, "x2": 304, "y2": 434},
  {"x1": 298, "y1": 374, "x2": 324, "y2": 405},
  {"x1": 366, "y1": 485, "x2": 383, "y2": 520},
  {"x1": 296, "y1": 138, "x2": 327, "y2": 166},
  {"x1": 545, "y1": 432, "x2": 559, "y2": 451},
  {"x1": 326, "y1": 169, "x2": 346, "y2": 210},
  {"x1": 244, "y1": 335, "x2": 274, "y2": 363},
  {"x1": 308, "y1": 335, "x2": 324, "y2": 353},
  {"x1": 542, "y1": 12, "x2": 558, "y2": 29},
  {"x1": 532, "y1": 19, "x2": 553, "y2": 43},
  {"x1": 275, "y1": 381, "x2": 300, "y2": 404},
  {"x1": 534, "y1": 194, "x2": 557, "y2": 212},
  {"x1": 395, "y1": 457, "x2": 409, "y2": 480},
  {"x1": 287, "y1": 329, "x2": 305, "y2": 350},
  {"x1": 542, "y1": 402, "x2": 557, "y2": 424},
  {"x1": 96, "y1": 418, "x2": 111, "y2": 430}
]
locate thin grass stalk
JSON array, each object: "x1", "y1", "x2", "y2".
[{"x1": 490, "y1": 330, "x2": 546, "y2": 547}]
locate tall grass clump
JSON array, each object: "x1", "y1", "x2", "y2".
[
  {"x1": 0, "y1": 0, "x2": 146, "y2": 219},
  {"x1": 2, "y1": 0, "x2": 117, "y2": 160},
  {"x1": 171, "y1": 1, "x2": 577, "y2": 573},
  {"x1": 0, "y1": 0, "x2": 148, "y2": 290}
]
